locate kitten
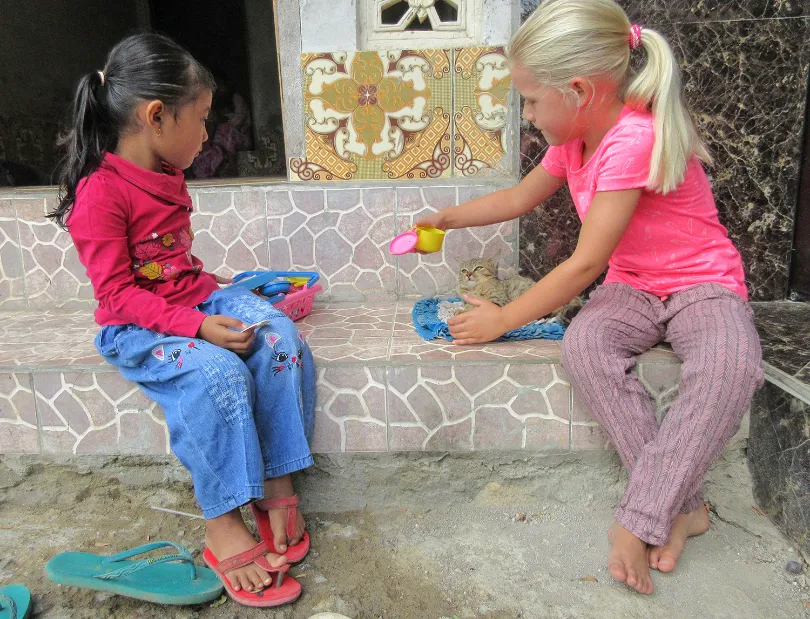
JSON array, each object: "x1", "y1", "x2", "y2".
[{"x1": 455, "y1": 257, "x2": 584, "y2": 324}]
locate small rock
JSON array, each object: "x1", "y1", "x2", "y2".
[
  {"x1": 785, "y1": 560, "x2": 803, "y2": 574},
  {"x1": 314, "y1": 574, "x2": 328, "y2": 584},
  {"x1": 516, "y1": 513, "x2": 526, "y2": 522}
]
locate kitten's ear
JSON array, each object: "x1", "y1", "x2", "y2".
[{"x1": 485, "y1": 247, "x2": 503, "y2": 263}]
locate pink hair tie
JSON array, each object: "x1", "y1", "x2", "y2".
[{"x1": 628, "y1": 24, "x2": 643, "y2": 50}]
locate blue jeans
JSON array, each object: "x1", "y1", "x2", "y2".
[{"x1": 95, "y1": 286, "x2": 316, "y2": 519}]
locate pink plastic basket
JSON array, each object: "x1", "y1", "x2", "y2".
[{"x1": 271, "y1": 283, "x2": 323, "y2": 321}]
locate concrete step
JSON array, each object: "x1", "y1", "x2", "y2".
[{"x1": 0, "y1": 304, "x2": 683, "y2": 457}]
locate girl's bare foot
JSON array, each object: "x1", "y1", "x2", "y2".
[
  {"x1": 205, "y1": 509, "x2": 287, "y2": 592},
  {"x1": 608, "y1": 522, "x2": 654, "y2": 594},
  {"x1": 648, "y1": 505, "x2": 710, "y2": 572},
  {"x1": 264, "y1": 475, "x2": 306, "y2": 553}
]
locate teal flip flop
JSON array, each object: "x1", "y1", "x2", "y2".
[
  {"x1": 0, "y1": 584, "x2": 32, "y2": 619},
  {"x1": 45, "y1": 541, "x2": 223, "y2": 606}
]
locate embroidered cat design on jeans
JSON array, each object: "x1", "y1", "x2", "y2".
[
  {"x1": 152, "y1": 340, "x2": 203, "y2": 370},
  {"x1": 265, "y1": 332, "x2": 305, "y2": 375}
]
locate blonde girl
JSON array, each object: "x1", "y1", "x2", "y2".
[{"x1": 417, "y1": 0, "x2": 763, "y2": 594}]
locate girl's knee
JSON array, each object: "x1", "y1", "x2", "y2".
[
  {"x1": 256, "y1": 318, "x2": 306, "y2": 369},
  {"x1": 734, "y1": 349, "x2": 765, "y2": 393},
  {"x1": 726, "y1": 323, "x2": 765, "y2": 392},
  {"x1": 198, "y1": 350, "x2": 254, "y2": 423},
  {"x1": 562, "y1": 316, "x2": 604, "y2": 371}
]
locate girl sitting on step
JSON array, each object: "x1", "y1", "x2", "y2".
[
  {"x1": 49, "y1": 33, "x2": 313, "y2": 608},
  {"x1": 416, "y1": 0, "x2": 764, "y2": 594}
]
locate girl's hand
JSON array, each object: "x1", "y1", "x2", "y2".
[
  {"x1": 414, "y1": 211, "x2": 448, "y2": 231},
  {"x1": 447, "y1": 296, "x2": 507, "y2": 345},
  {"x1": 197, "y1": 315, "x2": 255, "y2": 353},
  {"x1": 213, "y1": 273, "x2": 234, "y2": 285}
]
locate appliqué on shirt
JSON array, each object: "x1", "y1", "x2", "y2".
[{"x1": 132, "y1": 227, "x2": 200, "y2": 282}]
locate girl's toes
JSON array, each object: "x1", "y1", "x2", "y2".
[
  {"x1": 247, "y1": 566, "x2": 267, "y2": 591},
  {"x1": 231, "y1": 573, "x2": 245, "y2": 592}
]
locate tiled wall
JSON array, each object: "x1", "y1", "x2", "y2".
[
  {"x1": 518, "y1": 0, "x2": 810, "y2": 302},
  {"x1": 0, "y1": 181, "x2": 517, "y2": 309},
  {"x1": 290, "y1": 47, "x2": 514, "y2": 181}
]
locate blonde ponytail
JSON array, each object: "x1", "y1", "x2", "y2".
[
  {"x1": 509, "y1": 0, "x2": 710, "y2": 194},
  {"x1": 624, "y1": 27, "x2": 711, "y2": 193}
]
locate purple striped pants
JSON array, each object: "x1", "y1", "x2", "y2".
[{"x1": 561, "y1": 283, "x2": 764, "y2": 546}]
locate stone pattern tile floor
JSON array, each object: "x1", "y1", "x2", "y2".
[{"x1": 0, "y1": 304, "x2": 681, "y2": 457}]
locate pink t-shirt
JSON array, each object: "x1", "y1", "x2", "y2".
[{"x1": 541, "y1": 107, "x2": 748, "y2": 300}]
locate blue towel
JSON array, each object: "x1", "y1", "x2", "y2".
[{"x1": 411, "y1": 296, "x2": 565, "y2": 342}]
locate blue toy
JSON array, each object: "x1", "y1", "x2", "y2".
[{"x1": 231, "y1": 271, "x2": 320, "y2": 303}]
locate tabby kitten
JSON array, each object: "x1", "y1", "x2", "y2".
[{"x1": 455, "y1": 257, "x2": 584, "y2": 324}]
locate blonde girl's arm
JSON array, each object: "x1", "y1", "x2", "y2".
[
  {"x1": 448, "y1": 188, "x2": 642, "y2": 344},
  {"x1": 416, "y1": 164, "x2": 566, "y2": 230}
]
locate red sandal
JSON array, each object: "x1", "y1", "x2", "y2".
[
  {"x1": 202, "y1": 541, "x2": 301, "y2": 608},
  {"x1": 250, "y1": 496, "x2": 311, "y2": 564}
]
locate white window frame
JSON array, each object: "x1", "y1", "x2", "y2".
[{"x1": 360, "y1": 0, "x2": 482, "y2": 50}]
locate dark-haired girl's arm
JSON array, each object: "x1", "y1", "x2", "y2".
[{"x1": 69, "y1": 178, "x2": 210, "y2": 337}]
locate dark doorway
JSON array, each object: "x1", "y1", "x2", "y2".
[
  {"x1": 0, "y1": 0, "x2": 285, "y2": 188},
  {"x1": 149, "y1": 0, "x2": 286, "y2": 180}
]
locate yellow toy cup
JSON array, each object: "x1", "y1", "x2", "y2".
[{"x1": 414, "y1": 226, "x2": 446, "y2": 253}]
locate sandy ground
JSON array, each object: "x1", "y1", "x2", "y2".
[{"x1": 1, "y1": 444, "x2": 808, "y2": 619}]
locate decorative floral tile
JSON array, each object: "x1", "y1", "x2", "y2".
[
  {"x1": 453, "y1": 46, "x2": 511, "y2": 176},
  {"x1": 291, "y1": 50, "x2": 453, "y2": 181},
  {"x1": 0, "y1": 372, "x2": 38, "y2": 453},
  {"x1": 387, "y1": 363, "x2": 570, "y2": 451}
]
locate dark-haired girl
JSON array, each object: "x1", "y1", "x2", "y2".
[{"x1": 51, "y1": 33, "x2": 312, "y2": 608}]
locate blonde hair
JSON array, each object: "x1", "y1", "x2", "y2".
[{"x1": 509, "y1": 0, "x2": 710, "y2": 194}]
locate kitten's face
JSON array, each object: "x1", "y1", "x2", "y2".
[{"x1": 458, "y1": 258, "x2": 498, "y2": 290}]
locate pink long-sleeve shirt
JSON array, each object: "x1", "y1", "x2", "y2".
[{"x1": 68, "y1": 153, "x2": 219, "y2": 336}]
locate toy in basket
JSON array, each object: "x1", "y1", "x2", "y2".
[{"x1": 231, "y1": 271, "x2": 322, "y2": 321}]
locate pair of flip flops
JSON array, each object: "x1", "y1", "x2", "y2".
[
  {"x1": 0, "y1": 584, "x2": 31, "y2": 619},
  {"x1": 202, "y1": 494, "x2": 310, "y2": 607},
  {"x1": 42, "y1": 495, "x2": 310, "y2": 609}
]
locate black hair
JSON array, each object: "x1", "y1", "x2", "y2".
[{"x1": 49, "y1": 32, "x2": 216, "y2": 228}]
